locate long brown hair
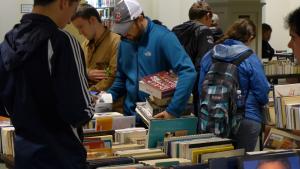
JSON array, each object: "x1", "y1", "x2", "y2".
[{"x1": 217, "y1": 18, "x2": 256, "y2": 44}]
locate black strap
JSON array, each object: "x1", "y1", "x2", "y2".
[{"x1": 232, "y1": 50, "x2": 253, "y2": 65}]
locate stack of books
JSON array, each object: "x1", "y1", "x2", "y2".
[{"x1": 139, "y1": 71, "x2": 177, "y2": 99}]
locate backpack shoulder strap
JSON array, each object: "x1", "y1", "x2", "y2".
[{"x1": 232, "y1": 50, "x2": 253, "y2": 66}]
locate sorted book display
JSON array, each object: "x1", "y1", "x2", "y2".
[
  {"x1": 139, "y1": 71, "x2": 178, "y2": 99},
  {"x1": 163, "y1": 133, "x2": 215, "y2": 157}
]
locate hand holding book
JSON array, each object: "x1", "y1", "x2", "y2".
[{"x1": 153, "y1": 111, "x2": 175, "y2": 119}]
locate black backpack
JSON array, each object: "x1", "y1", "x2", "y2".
[{"x1": 198, "y1": 50, "x2": 253, "y2": 137}]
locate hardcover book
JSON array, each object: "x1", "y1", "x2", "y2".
[{"x1": 139, "y1": 71, "x2": 178, "y2": 99}]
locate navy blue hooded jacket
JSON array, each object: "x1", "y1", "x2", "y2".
[
  {"x1": 0, "y1": 14, "x2": 94, "y2": 169},
  {"x1": 199, "y1": 39, "x2": 270, "y2": 122}
]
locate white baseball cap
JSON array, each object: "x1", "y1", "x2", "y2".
[{"x1": 111, "y1": 0, "x2": 143, "y2": 36}]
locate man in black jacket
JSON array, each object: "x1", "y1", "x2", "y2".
[
  {"x1": 172, "y1": 1, "x2": 214, "y2": 114},
  {"x1": 0, "y1": 0, "x2": 94, "y2": 168}
]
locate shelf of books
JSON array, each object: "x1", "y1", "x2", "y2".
[
  {"x1": 264, "y1": 60, "x2": 300, "y2": 81},
  {"x1": 87, "y1": 0, "x2": 115, "y2": 27}
]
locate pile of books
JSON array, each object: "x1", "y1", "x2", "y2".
[
  {"x1": 137, "y1": 71, "x2": 194, "y2": 125},
  {"x1": 139, "y1": 71, "x2": 178, "y2": 99}
]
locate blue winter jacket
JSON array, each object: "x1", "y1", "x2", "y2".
[
  {"x1": 198, "y1": 39, "x2": 270, "y2": 122},
  {"x1": 108, "y1": 18, "x2": 197, "y2": 118}
]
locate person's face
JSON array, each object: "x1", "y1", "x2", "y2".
[
  {"x1": 123, "y1": 17, "x2": 145, "y2": 41},
  {"x1": 72, "y1": 17, "x2": 96, "y2": 40},
  {"x1": 263, "y1": 30, "x2": 272, "y2": 41},
  {"x1": 288, "y1": 29, "x2": 300, "y2": 63},
  {"x1": 258, "y1": 162, "x2": 287, "y2": 169}
]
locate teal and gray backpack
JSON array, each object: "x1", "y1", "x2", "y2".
[{"x1": 199, "y1": 50, "x2": 253, "y2": 137}]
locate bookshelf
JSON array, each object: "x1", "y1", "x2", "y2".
[{"x1": 87, "y1": 0, "x2": 116, "y2": 27}]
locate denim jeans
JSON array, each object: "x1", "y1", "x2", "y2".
[{"x1": 232, "y1": 118, "x2": 262, "y2": 152}]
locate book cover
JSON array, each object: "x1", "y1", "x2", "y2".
[
  {"x1": 264, "y1": 127, "x2": 300, "y2": 149},
  {"x1": 139, "y1": 71, "x2": 178, "y2": 99},
  {"x1": 147, "y1": 116, "x2": 197, "y2": 148},
  {"x1": 96, "y1": 117, "x2": 113, "y2": 131}
]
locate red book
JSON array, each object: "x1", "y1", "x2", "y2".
[{"x1": 139, "y1": 71, "x2": 178, "y2": 99}]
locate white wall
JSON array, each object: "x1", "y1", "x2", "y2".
[
  {"x1": 263, "y1": 0, "x2": 300, "y2": 51},
  {"x1": 138, "y1": 0, "x2": 195, "y2": 29},
  {"x1": 0, "y1": 0, "x2": 33, "y2": 42}
]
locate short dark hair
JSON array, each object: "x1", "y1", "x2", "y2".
[
  {"x1": 71, "y1": 3, "x2": 102, "y2": 23},
  {"x1": 262, "y1": 23, "x2": 272, "y2": 33},
  {"x1": 256, "y1": 158, "x2": 291, "y2": 169},
  {"x1": 217, "y1": 18, "x2": 256, "y2": 44},
  {"x1": 34, "y1": 0, "x2": 79, "y2": 6},
  {"x1": 285, "y1": 7, "x2": 300, "y2": 36},
  {"x1": 189, "y1": 1, "x2": 212, "y2": 20}
]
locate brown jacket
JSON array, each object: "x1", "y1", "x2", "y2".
[
  {"x1": 82, "y1": 28, "x2": 120, "y2": 91},
  {"x1": 82, "y1": 28, "x2": 123, "y2": 112}
]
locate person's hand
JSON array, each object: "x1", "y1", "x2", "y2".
[
  {"x1": 88, "y1": 69, "x2": 107, "y2": 81},
  {"x1": 153, "y1": 111, "x2": 175, "y2": 119}
]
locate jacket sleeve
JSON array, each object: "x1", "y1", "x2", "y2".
[
  {"x1": 91, "y1": 37, "x2": 120, "y2": 91},
  {"x1": 52, "y1": 33, "x2": 94, "y2": 128},
  {"x1": 198, "y1": 52, "x2": 212, "y2": 96},
  {"x1": 107, "y1": 45, "x2": 127, "y2": 101},
  {"x1": 0, "y1": 45, "x2": 8, "y2": 117},
  {"x1": 248, "y1": 55, "x2": 270, "y2": 105},
  {"x1": 160, "y1": 32, "x2": 197, "y2": 117}
]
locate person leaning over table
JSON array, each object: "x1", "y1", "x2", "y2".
[
  {"x1": 106, "y1": 0, "x2": 197, "y2": 125},
  {"x1": 71, "y1": 3, "x2": 123, "y2": 112}
]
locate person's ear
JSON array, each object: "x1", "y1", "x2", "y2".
[
  {"x1": 89, "y1": 16, "x2": 97, "y2": 24},
  {"x1": 59, "y1": 0, "x2": 68, "y2": 10}
]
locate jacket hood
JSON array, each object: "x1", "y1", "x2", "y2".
[
  {"x1": 0, "y1": 14, "x2": 56, "y2": 71},
  {"x1": 212, "y1": 39, "x2": 251, "y2": 62},
  {"x1": 172, "y1": 21, "x2": 207, "y2": 41}
]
